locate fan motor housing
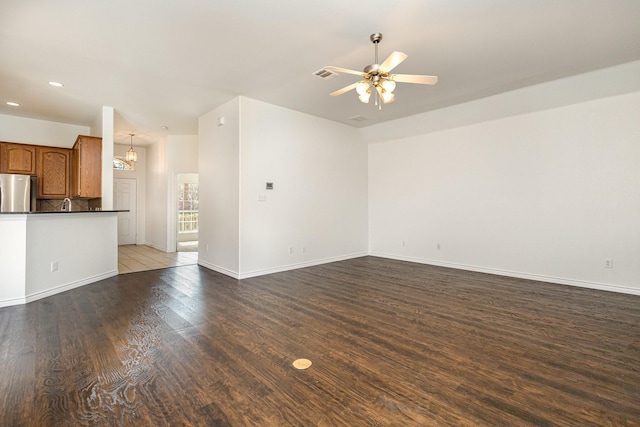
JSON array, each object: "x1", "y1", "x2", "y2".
[
  {"x1": 370, "y1": 33, "x2": 383, "y2": 44},
  {"x1": 364, "y1": 64, "x2": 380, "y2": 75}
]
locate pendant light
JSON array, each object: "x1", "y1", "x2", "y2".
[{"x1": 126, "y1": 133, "x2": 138, "y2": 162}]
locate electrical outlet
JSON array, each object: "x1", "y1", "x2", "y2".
[
  {"x1": 402, "y1": 240, "x2": 406, "y2": 247},
  {"x1": 302, "y1": 246, "x2": 307, "y2": 253},
  {"x1": 605, "y1": 259, "x2": 613, "y2": 269},
  {"x1": 289, "y1": 247, "x2": 294, "y2": 254},
  {"x1": 51, "y1": 261, "x2": 58, "y2": 272}
]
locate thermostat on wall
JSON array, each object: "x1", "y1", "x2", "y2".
[{"x1": 266, "y1": 182, "x2": 274, "y2": 190}]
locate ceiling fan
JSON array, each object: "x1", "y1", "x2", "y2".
[{"x1": 324, "y1": 33, "x2": 438, "y2": 109}]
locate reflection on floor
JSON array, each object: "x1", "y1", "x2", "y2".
[
  {"x1": 177, "y1": 240, "x2": 198, "y2": 252},
  {"x1": 118, "y1": 244, "x2": 198, "y2": 274}
]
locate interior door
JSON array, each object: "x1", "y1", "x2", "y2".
[{"x1": 114, "y1": 178, "x2": 137, "y2": 245}]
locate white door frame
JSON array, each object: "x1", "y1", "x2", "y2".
[{"x1": 171, "y1": 173, "x2": 199, "y2": 252}]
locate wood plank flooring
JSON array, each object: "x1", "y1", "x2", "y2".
[{"x1": 1, "y1": 257, "x2": 639, "y2": 426}]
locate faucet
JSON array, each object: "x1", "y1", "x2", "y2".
[{"x1": 61, "y1": 198, "x2": 72, "y2": 212}]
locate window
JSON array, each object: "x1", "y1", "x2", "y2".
[
  {"x1": 113, "y1": 156, "x2": 135, "y2": 171},
  {"x1": 178, "y1": 183, "x2": 199, "y2": 233}
]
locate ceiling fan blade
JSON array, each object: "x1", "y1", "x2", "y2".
[
  {"x1": 324, "y1": 66, "x2": 365, "y2": 77},
  {"x1": 379, "y1": 51, "x2": 408, "y2": 73},
  {"x1": 330, "y1": 81, "x2": 360, "y2": 96},
  {"x1": 392, "y1": 74, "x2": 438, "y2": 85}
]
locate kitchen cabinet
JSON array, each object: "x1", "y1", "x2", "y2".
[
  {"x1": 36, "y1": 146, "x2": 71, "y2": 198},
  {"x1": 0, "y1": 142, "x2": 36, "y2": 175},
  {"x1": 71, "y1": 135, "x2": 102, "y2": 198}
]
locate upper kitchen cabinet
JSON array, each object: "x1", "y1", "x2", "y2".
[
  {"x1": 0, "y1": 142, "x2": 37, "y2": 175},
  {"x1": 71, "y1": 135, "x2": 102, "y2": 198},
  {"x1": 36, "y1": 146, "x2": 71, "y2": 199}
]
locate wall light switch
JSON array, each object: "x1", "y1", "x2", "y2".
[
  {"x1": 217, "y1": 116, "x2": 225, "y2": 126},
  {"x1": 257, "y1": 193, "x2": 267, "y2": 202}
]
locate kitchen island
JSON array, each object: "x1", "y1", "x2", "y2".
[{"x1": 0, "y1": 210, "x2": 124, "y2": 307}]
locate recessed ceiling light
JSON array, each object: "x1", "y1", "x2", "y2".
[
  {"x1": 6, "y1": 101, "x2": 20, "y2": 107},
  {"x1": 48, "y1": 81, "x2": 64, "y2": 87},
  {"x1": 161, "y1": 126, "x2": 169, "y2": 130}
]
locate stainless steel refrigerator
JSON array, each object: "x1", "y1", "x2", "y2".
[{"x1": 0, "y1": 174, "x2": 36, "y2": 212}]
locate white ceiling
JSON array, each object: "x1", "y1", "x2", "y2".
[{"x1": 1, "y1": 0, "x2": 639, "y2": 145}]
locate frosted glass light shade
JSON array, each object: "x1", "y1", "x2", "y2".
[
  {"x1": 126, "y1": 147, "x2": 138, "y2": 162},
  {"x1": 381, "y1": 90, "x2": 395, "y2": 104},
  {"x1": 356, "y1": 81, "x2": 370, "y2": 95},
  {"x1": 381, "y1": 79, "x2": 396, "y2": 93}
]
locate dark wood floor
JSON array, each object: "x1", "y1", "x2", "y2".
[{"x1": 1, "y1": 257, "x2": 639, "y2": 426}]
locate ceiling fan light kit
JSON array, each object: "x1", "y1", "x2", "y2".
[{"x1": 324, "y1": 33, "x2": 437, "y2": 110}]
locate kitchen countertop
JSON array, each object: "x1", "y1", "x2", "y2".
[{"x1": 0, "y1": 210, "x2": 129, "y2": 215}]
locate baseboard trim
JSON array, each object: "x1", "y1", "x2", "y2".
[
  {"x1": 237, "y1": 252, "x2": 368, "y2": 280},
  {"x1": 197, "y1": 252, "x2": 368, "y2": 280},
  {"x1": 0, "y1": 296, "x2": 27, "y2": 308},
  {"x1": 145, "y1": 242, "x2": 169, "y2": 252},
  {"x1": 197, "y1": 260, "x2": 240, "y2": 279},
  {"x1": 369, "y1": 252, "x2": 640, "y2": 296},
  {"x1": 10, "y1": 270, "x2": 119, "y2": 306}
]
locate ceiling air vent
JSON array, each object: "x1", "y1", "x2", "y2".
[
  {"x1": 349, "y1": 115, "x2": 369, "y2": 123},
  {"x1": 313, "y1": 68, "x2": 339, "y2": 79}
]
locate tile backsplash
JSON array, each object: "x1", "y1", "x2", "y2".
[{"x1": 38, "y1": 199, "x2": 90, "y2": 212}]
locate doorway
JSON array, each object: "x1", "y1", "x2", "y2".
[
  {"x1": 176, "y1": 174, "x2": 198, "y2": 252},
  {"x1": 114, "y1": 178, "x2": 137, "y2": 245}
]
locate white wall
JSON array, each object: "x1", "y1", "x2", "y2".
[
  {"x1": 97, "y1": 106, "x2": 114, "y2": 209},
  {"x1": 198, "y1": 97, "x2": 367, "y2": 278},
  {"x1": 145, "y1": 137, "x2": 169, "y2": 251},
  {"x1": 0, "y1": 114, "x2": 89, "y2": 147},
  {"x1": 198, "y1": 98, "x2": 241, "y2": 276},
  {"x1": 0, "y1": 216, "x2": 27, "y2": 305},
  {"x1": 177, "y1": 173, "x2": 198, "y2": 186},
  {"x1": 168, "y1": 135, "x2": 199, "y2": 171},
  {"x1": 114, "y1": 143, "x2": 147, "y2": 244},
  {"x1": 238, "y1": 97, "x2": 368, "y2": 277},
  {"x1": 368, "y1": 67, "x2": 640, "y2": 294},
  {"x1": 0, "y1": 213, "x2": 118, "y2": 307},
  {"x1": 25, "y1": 213, "x2": 118, "y2": 298}
]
